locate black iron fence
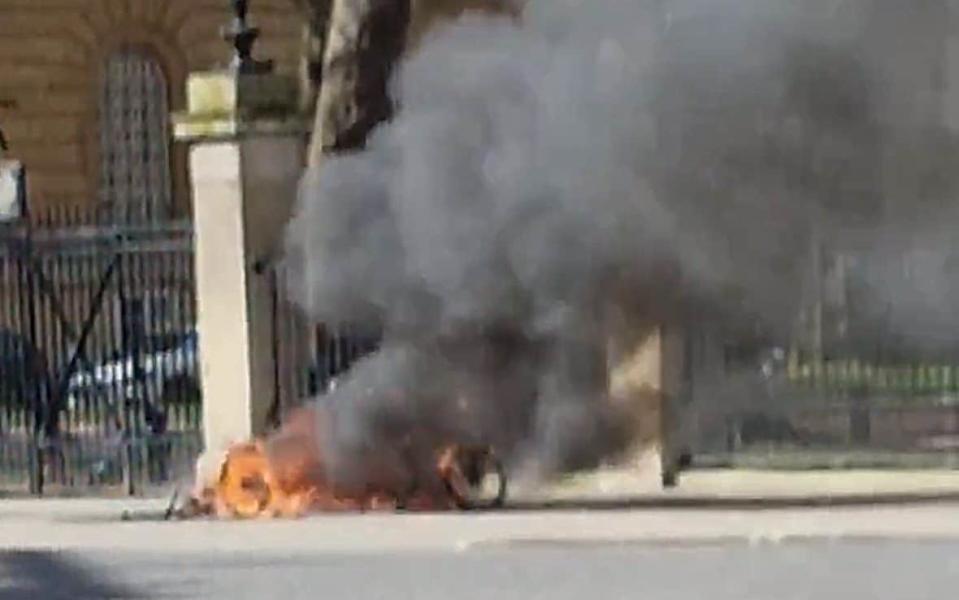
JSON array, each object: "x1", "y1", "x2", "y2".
[
  {"x1": 0, "y1": 210, "x2": 201, "y2": 495},
  {"x1": 269, "y1": 262, "x2": 380, "y2": 422},
  {"x1": 0, "y1": 206, "x2": 382, "y2": 496},
  {"x1": 16, "y1": 209, "x2": 959, "y2": 492},
  {"x1": 673, "y1": 236, "x2": 959, "y2": 470},
  {"x1": 682, "y1": 342, "x2": 959, "y2": 470}
]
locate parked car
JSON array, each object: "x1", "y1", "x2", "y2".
[
  {"x1": 56, "y1": 330, "x2": 198, "y2": 486},
  {"x1": 65, "y1": 330, "x2": 199, "y2": 428}
]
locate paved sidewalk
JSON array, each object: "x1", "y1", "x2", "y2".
[
  {"x1": 511, "y1": 467, "x2": 959, "y2": 506},
  {"x1": 3, "y1": 469, "x2": 959, "y2": 554},
  {"x1": 7, "y1": 467, "x2": 959, "y2": 520}
]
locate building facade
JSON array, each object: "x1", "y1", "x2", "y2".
[{"x1": 0, "y1": 0, "x2": 306, "y2": 223}]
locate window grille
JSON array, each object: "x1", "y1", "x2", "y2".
[{"x1": 99, "y1": 50, "x2": 173, "y2": 225}]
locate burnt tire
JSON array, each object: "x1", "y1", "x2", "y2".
[{"x1": 444, "y1": 448, "x2": 508, "y2": 511}]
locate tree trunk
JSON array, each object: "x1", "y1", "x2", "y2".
[
  {"x1": 296, "y1": 0, "x2": 334, "y2": 115},
  {"x1": 307, "y1": 0, "x2": 412, "y2": 166}
]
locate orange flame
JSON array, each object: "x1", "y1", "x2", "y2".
[{"x1": 187, "y1": 406, "x2": 503, "y2": 519}]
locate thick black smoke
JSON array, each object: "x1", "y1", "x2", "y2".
[{"x1": 283, "y1": 0, "x2": 959, "y2": 478}]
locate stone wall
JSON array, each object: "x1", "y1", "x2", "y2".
[{"x1": 0, "y1": 0, "x2": 306, "y2": 220}]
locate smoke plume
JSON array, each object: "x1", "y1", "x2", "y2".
[{"x1": 283, "y1": 0, "x2": 959, "y2": 478}]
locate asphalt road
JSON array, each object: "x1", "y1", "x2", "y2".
[{"x1": 3, "y1": 538, "x2": 959, "y2": 600}]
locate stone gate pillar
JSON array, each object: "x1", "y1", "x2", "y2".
[
  {"x1": 172, "y1": 64, "x2": 305, "y2": 458},
  {"x1": 608, "y1": 325, "x2": 686, "y2": 487}
]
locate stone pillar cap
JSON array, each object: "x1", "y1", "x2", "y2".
[{"x1": 172, "y1": 70, "x2": 305, "y2": 141}]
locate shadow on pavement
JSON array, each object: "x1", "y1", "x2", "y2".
[{"x1": 0, "y1": 550, "x2": 147, "y2": 600}]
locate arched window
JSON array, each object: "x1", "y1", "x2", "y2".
[{"x1": 98, "y1": 49, "x2": 173, "y2": 225}]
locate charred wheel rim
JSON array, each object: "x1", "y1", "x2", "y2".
[{"x1": 443, "y1": 447, "x2": 507, "y2": 510}]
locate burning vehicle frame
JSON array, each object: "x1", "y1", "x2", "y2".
[{"x1": 171, "y1": 424, "x2": 508, "y2": 519}]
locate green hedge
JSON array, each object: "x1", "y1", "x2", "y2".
[{"x1": 787, "y1": 358, "x2": 959, "y2": 394}]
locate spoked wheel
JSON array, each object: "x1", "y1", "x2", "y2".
[{"x1": 440, "y1": 445, "x2": 508, "y2": 510}]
